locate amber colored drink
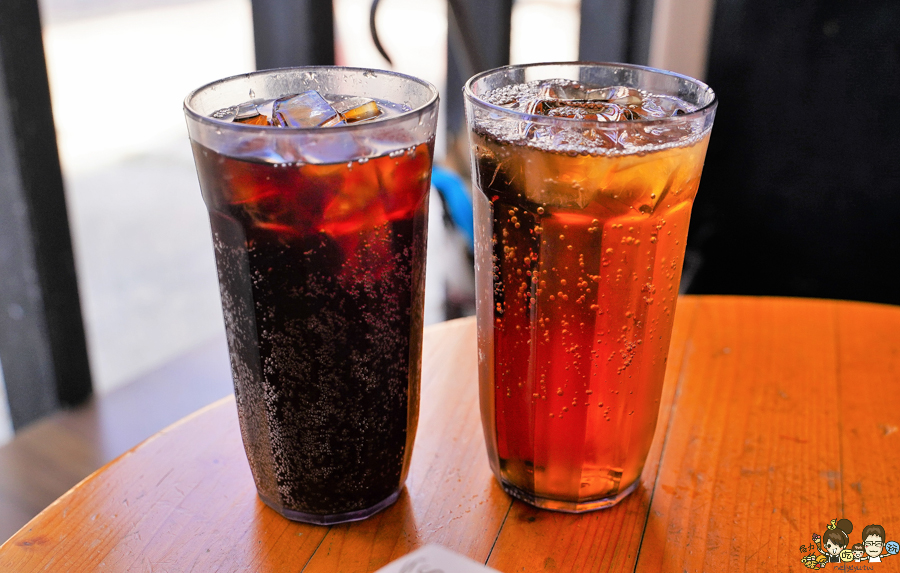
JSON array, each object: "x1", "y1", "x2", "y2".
[{"x1": 464, "y1": 63, "x2": 716, "y2": 511}]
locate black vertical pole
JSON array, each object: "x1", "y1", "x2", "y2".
[
  {"x1": 445, "y1": 0, "x2": 513, "y2": 163},
  {"x1": 0, "y1": 0, "x2": 92, "y2": 429},
  {"x1": 251, "y1": 0, "x2": 335, "y2": 70},
  {"x1": 579, "y1": 0, "x2": 655, "y2": 64}
]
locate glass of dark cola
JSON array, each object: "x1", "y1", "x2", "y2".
[{"x1": 184, "y1": 68, "x2": 439, "y2": 524}]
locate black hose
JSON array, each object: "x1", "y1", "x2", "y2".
[
  {"x1": 369, "y1": 0, "x2": 393, "y2": 66},
  {"x1": 368, "y1": 0, "x2": 485, "y2": 77}
]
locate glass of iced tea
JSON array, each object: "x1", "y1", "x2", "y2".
[
  {"x1": 184, "y1": 68, "x2": 438, "y2": 524},
  {"x1": 464, "y1": 63, "x2": 716, "y2": 512}
]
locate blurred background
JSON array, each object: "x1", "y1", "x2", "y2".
[
  {"x1": 0, "y1": 0, "x2": 588, "y2": 445},
  {"x1": 0, "y1": 0, "x2": 898, "y2": 539}
]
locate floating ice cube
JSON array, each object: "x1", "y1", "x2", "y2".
[
  {"x1": 587, "y1": 86, "x2": 643, "y2": 105},
  {"x1": 272, "y1": 91, "x2": 342, "y2": 128},
  {"x1": 332, "y1": 97, "x2": 383, "y2": 123},
  {"x1": 210, "y1": 106, "x2": 237, "y2": 122},
  {"x1": 537, "y1": 81, "x2": 587, "y2": 100},
  {"x1": 218, "y1": 136, "x2": 293, "y2": 164},
  {"x1": 534, "y1": 82, "x2": 643, "y2": 105},
  {"x1": 297, "y1": 132, "x2": 372, "y2": 164},
  {"x1": 544, "y1": 101, "x2": 629, "y2": 122},
  {"x1": 255, "y1": 98, "x2": 276, "y2": 118},
  {"x1": 211, "y1": 98, "x2": 277, "y2": 125},
  {"x1": 525, "y1": 98, "x2": 546, "y2": 116},
  {"x1": 513, "y1": 81, "x2": 650, "y2": 122},
  {"x1": 637, "y1": 95, "x2": 695, "y2": 118},
  {"x1": 238, "y1": 99, "x2": 277, "y2": 125},
  {"x1": 236, "y1": 114, "x2": 271, "y2": 126},
  {"x1": 544, "y1": 104, "x2": 587, "y2": 119},
  {"x1": 234, "y1": 99, "x2": 266, "y2": 120},
  {"x1": 597, "y1": 103, "x2": 630, "y2": 121}
]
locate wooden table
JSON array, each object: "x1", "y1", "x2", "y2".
[{"x1": 3, "y1": 296, "x2": 900, "y2": 572}]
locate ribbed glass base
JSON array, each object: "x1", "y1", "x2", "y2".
[
  {"x1": 498, "y1": 479, "x2": 639, "y2": 513},
  {"x1": 258, "y1": 489, "x2": 401, "y2": 525}
]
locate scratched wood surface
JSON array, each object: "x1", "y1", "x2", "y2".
[{"x1": 2, "y1": 297, "x2": 899, "y2": 572}]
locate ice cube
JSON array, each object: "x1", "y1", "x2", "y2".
[
  {"x1": 501, "y1": 130, "x2": 695, "y2": 212},
  {"x1": 515, "y1": 81, "x2": 649, "y2": 122},
  {"x1": 533, "y1": 83, "x2": 644, "y2": 106},
  {"x1": 544, "y1": 101, "x2": 629, "y2": 122},
  {"x1": 321, "y1": 157, "x2": 385, "y2": 235},
  {"x1": 210, "y1": 106, "x2": 237, "y2": 122},
  {"x1": 583, "y1": 86, "x2": 643, "y2": 105},
  {"x1": 544, "y1": 104, "x2": 586, "y2": 119},
  {"x1": 332, "y1": 97, "x2": 383, "y2": 123},
  {"x1": 634, "y1": 95, "x2": 694, "y2": 118},
  {"x1": 597, "y1": 103, "x2": 630, "y2": 121},
  {"x1": 211, "y1": 98, "x2": 278, "y2": 125},
  {"x1": 272, "y1": 91, "x2": 342, "y2": 128},
  {"x1": 518, "y1": 150, "x2": 600, "y2": 210},
  {"x1": 525, "y1": 98, "x2": 546, "y2": 116},
  {"x1": 297, "y1": 132, "x2": 372, "y2": 164},
  {"x1": 236, "y1": 114, "x2": 271, "y2": 126},
  {"x1": 255, "y1": 98, "x2": 276, "y2": 118},
  {"x1": 505, "y1": 80, "x2": 591, "y2": 115},
  {"x1": 234, "y1": 99, "x2": 265, "y2": 120},
  {"x1": 537, "y1": 80, "x2": 588, "y2": 100},
  {"x1": 219, "y1": 136, "x2": 292, "y2": 164}
]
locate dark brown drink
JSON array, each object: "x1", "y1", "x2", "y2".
[
  {"x1": 184, "y1": 68, "x2": 439, "y2": 524},
  {"x1": 192, "y1": 141, "x2": 431, "y2": 518}
]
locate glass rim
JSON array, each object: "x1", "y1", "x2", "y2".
[
  {"x1": 463, "y1": 61, "x2": 717, "y2": 127},
  {"x1": 183, "y1": 65, "x2": 440, "y2": 133}
]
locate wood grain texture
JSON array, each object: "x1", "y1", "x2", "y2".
[
  {"x1": 3, "y1": 298, "x2": 900, "y2": 573},
  {"x1": 0, "y1": 335, "x2": 233, "y2": 543},
  {"x1": 3, "y1": 398, "x2": 331, "y2": 572},
  {"x1": 836, "y1": 301, "x2": 900, "y2": 571},
  {"x1": 635, "y1": 297, "x2": 856, "y2": 573}
]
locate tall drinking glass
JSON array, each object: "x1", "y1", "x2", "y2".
[
  {"x1": 464, "y1": 63, "x2": 716, "y2": 511},
  {"x1": 184, "y1": 68, "x2": 438, "y2": 524}
]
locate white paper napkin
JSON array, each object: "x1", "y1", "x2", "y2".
[{"x1": 375, "y1": 544, "x2": 500, "y2": 573}]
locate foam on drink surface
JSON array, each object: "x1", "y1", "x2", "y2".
[{"x1": 477, "y1": 79, "x2": 707, "y2": 157}]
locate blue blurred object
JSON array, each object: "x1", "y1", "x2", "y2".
[{"x1": 431, "y1": 165, "x2": 474, "y2": 250}]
